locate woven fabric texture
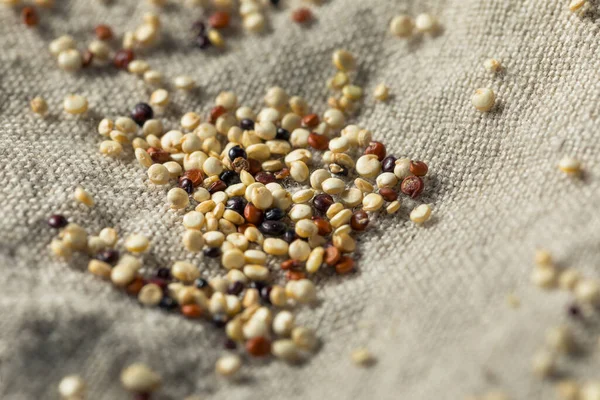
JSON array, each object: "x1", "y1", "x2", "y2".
[{"x1": 1, "y1": 0, "x2": 599, "y2": 399}]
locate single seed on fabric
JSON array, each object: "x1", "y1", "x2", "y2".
[
  {"x1": 351, "y1": 348, "x2": 374, "y2": 366},
  {"x1": 332, "y1": 49, "x2": 356, "y2": 71},
  {"x1": 74, "y1": 187, "x2": 94, "y2": 207},
  {"x1": 58, "y1": 375, "x2": 86, "y2": 399},
  {"x1": 532, "y1": 350, "x2": 555, "y2": 378},
  {"x1": 558, "y1": 157, "x2": 581, "y2": 174},
  {"x1": 569, "y1": 0, "x2": 586, "y2": 12},
  {"x1": 48, "y1": 214, "x2": 68, "y2": 229},
  {"x1": 173, "y1": 75, "x2": 196, "y2": 90},
  {"x1": 30, "y1": 97, "x2": 48, "y2": 115},
  {"x1": 292, "y1": 7, "x2": 313, "y2": 23},
  {"x1": 120, "y1": 363, "x2": 162, "y2": 393},
  {"x1": 125, "y1": 234, "x2": 150, "y2": 253},
  {"x1": 64, "y1": 94, "x2": 88, "y2": 114},
  {"x1": 243, "y1": 12, "x2": 266, "y2": 33},
  {"x1": 114, "y1": 48, "x2": 135, "y2": 69},
  {"x1": 484, "y1": 58, "x2": 501, "y2": 72},
  {"x1": 390, "y1": 14, "x2": 413, "y2": 37},
  {"x1": 131, "y1": 103, "x2": 154, "y2": 126},
  {"x1": 410, "y1": 204, "x2": 432, "y2": 224},
  {"x1": 88, "y1": 259, "x2": 111, "y2": 278},
  {"x1": 472, "y1": 88, "x2": 495, "y2": 112},
  {"x1": 415, "y1": 13, "x2": 437, "y2": 33},
  {"x1": 58, "y1": 49, "x2": 83, "y2": 72}
]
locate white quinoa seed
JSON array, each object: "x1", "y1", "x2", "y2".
[
  {"x1": 414, "y1": 13, "x2": 437, "y2": 33},
  {"x1": 272, "y1": 340, "x2": 301, "y2": 362},
  {"x1": 74, "y1": 186, "x2": 94, "y2": 207},
  {"x1": 144, "y1": 70, "x2": 163, "y2": 85},
  {"x1": 183, "y1": 229, "x2": 205, "y2": 252},
  {"x1": 111, "y1": 264, "x2": 136, "y2": 286},
  {"x1": 484, "y1": 58, "x2": 502, "y2": 72},
  {"x1": 120, "y1": 363, "x2": 161, "y2": 393},
  {"x1": 472, "y1": 88, "x2": 495, "y2": 112},
  {"x1": 289, "y1": 239, "x2": 311, "y2": 261},
  {"x1": 373, "y1": 83, "x2": 390, "y2": 101},
  {"x1": 30, "y1": 96, "x2": 48, "y2": 115},
  {"x1": 272, "y1": 311, "x2": 294, "y2": 336},
  {"x1": 569, "y1": 0, "x2": 586, "y2": 12},
  {"x1": 394, "y1": 158, "x2": 412, "y2": 179},
  {"x1": 243, "y1": 265, "x2": 270, "y2": 281},
  {"x1": 410, "y1": 204, "x2": 432, "y2": 224},
  {"x1": 99, "y1": 227, "x2": 118, "y2": 247},
  {"x1": 138, "y1": 283, "x2": 163, "y2": 306},
  {"x1": 171, "y1": 261, "x2": 200, "y2": 282},
  {"x1": 88, "y1": 40, "x2": 110, "y2": 61},
  {"x1": 332, "y1": 49, "x2": 356, "y2": 72},
  {"x1": 558, "y1": 156, "x2": 581, "y2": 174},
  {"x1": 356, "y1": 155, "x2": 381, "y2": 178},
  {"x1": 243, "y1": 12, "x2": 266, "y2": 33},
  {"x1": 263, "y1": 238, "x2": 289, "y2": 255},
  {"x1": 532, "y1": 350, "x2": 555, "y2": 378},
  {"x1": 88, "y1": 259, "x2": 111, "y2": 278},
  {"x1": 351, "y1": 348, "x2": 374, "y2": 366},
  {"x1": 306, "y1": 246, "x2": 325, "y2": 273},
  {"x1": 50, "y1": 35, "x2": 76, "y2": 57},
  {"x1": 150, "y1": 89, "x2": 170, "y2": 107},
  {"x1": 167, "y1": 188, "x2": 190, "y2": 209},
  {"x1": 222, "y1": 248, "x2": 245, "y2": 270},
  {"x1": 128, "y1": 60, "x2": 150, "y2": 75},
  {"x1": 125, "y1": 234, "x2": 150, "y2": 253},
  {"x1": 58, "y1": 375, "x2": 86, "y2": 399},
  {"x1": 340, "y1": 188, "x2": 363, "y2": 207},
  {"x1": 173, "y1": 75, "x2": 195, "y2": 90},
  {"x1": 58, "y1": 49, "x2": 83, "y2": 72},
  {"x1": 215, "y1": 354, "x2": 242, "y2": 376},
  {"x1": 147, "y1": 164, "x2": 170, "y2": 184},
  {"x1": 386, "y1": 200, "x2": 401, "y2": 214},
  {"x1": 390, "y1": 15, "x2": 413, "y2": 37},
  {"x1": 63, "y1": 94, "x2": 88, "y2": 114},
  {"x1": 291, "y1": 326, "x2": 318, "y2": 351},
  {"x1": 362, "y1": 193, "x2": 384, "y2": 212}
]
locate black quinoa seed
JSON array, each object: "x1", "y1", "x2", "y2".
[
  {"x1": 131, "y1": 103, "x2": 154, "y2": 126},
  {"x1": 47, "y1": 214, "x2": 68, "y2": 229}
]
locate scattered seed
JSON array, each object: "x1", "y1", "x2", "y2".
[{"x1": 472, "y1": 88, "x2": 495, "y2": 112}]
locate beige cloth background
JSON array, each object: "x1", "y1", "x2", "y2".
[{"x1": 1, "y1": 0, "x2": 600, "y2": 399}]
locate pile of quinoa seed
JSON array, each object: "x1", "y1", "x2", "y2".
[{"x1": 48, "y1": 49, "x2": 433, "y2": 398}]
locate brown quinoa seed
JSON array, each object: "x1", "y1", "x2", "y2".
[
  {"x1": 400, "y1": 176, "x2": 424, "y2": 198},
  {"x1": 246, "y1": 337, "x2": 271, "y2": 357},
  {"x1": 275, "y1": 168, "x2": 290, "y2": 180},
  {"x1": 22, "y1": 7, "x2": 38, "y2": 27},
  {"x1": 209, "y1": 106, "x2": 227, "y2": 123},
  {"x1": 147, "y1": 147, "x2": 170, "y2": 163},
  {"x1": 181, "y1": 304, "x2": 203, "y2": 319},
  {"x1": 292, "y1": 7, "x2": 313, "y2": 23},
  {"x1": 379, "y1": 188, "x2": 398, "y2": 202},
  {"x1": 286, "y1": 270, "x2": 306, "y2": 281},
  {"x1": 95, "y1": 24, "x2": 114, "y2": 40},
  {"x1": 335, "y1": 256, "x2": 355, "y2": 274},
  {"x1": 409, "y1": 161, "x2": 428, "y2": 176},
  {"x1": 181, "y1": 169, "x2": 204, "y2": 187},
  {"x1": 350, "y1": 211, "x2": 369, "y2": 231},
  {"x1": 301, "y1": 114, "x2": 320, "y2": 128},
  {"x1": 244, "y1": 203, "x2": 263, "y2": 224},
  {"x1": 126, "y1": 277, "x2": 145, "y2": 296},
  {"x1": 248, "y1": 158, "x2": 262, "y2": 175},
  {"x1": 281, "y1": 259, "x2": 301, "y2": 270},
  {"x1": 209, "y1": 11, "x2": 230, "y2": 29},
  {"x1": 312, "y1": 216, "x2": 332, "y2": 236},
  {"x1": 364, "y1": 141, "x2": 386, "y2": 161},
  {"x1": 324, "y1": 246, "x2": 341, "y2": 266},
  {"x1": 232, "y1": 157, "x2": 250, "y2": 173},
  {"x1": 208, "y1": 180, "x2": 227, "y2": 194},
  {"x1": 82, "y1": 51, "x2": 94, "y2": 68},
  {"x1": 308, "y1": 132, "x2": 330, "y2": 150},
  {"x1": 114, "y1": 49, "x2": 135, "y2": 69}
]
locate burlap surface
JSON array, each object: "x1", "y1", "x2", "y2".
[{"x1": 1, "y1": 0, "x2": 599, "y2": 399}]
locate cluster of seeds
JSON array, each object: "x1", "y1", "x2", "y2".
[
  {"x1": 49, "y1": 50, "x2": 433, "y2": 380},
  {"x1": 389, "y1": 12, "x2": 439, "y2": 38},
  {"x1": 527, "y1": 250, "x2": 600, "y2": 400}
]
